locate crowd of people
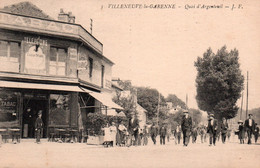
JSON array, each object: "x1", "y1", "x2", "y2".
[{"x1": 101, "y1": 110, "x2": 259, "y2": 148}]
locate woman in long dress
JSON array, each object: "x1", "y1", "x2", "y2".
[
  {"x1": 118, "y1": 121, "x2": 127, "y2": 146},
  {"x1": 109, "y1": 122, "x2": 117, "y2": 147},
  {"x1": 103, "y1": 124, "x2": 112, "y2": 142}
]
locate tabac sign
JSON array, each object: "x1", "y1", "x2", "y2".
[{"x1": 23, "y1": 37, "x2": 48, "y2": 75}]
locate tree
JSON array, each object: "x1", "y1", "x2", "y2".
[
  {"x1": 194, "y1": 46, "x2": 244, "y2": 120},
  {"x1": 189, "y1": 108, "x2": 202, "y2": 125},
  {"x1": 112, "y1": 80, "x2": 137, "y2": 119},
  {"x1": 166, "y1": 94, "x2": 187, "y2": 109},
  {"x1": 136, "y1": 87, "x2": 166, "y2": 120}
]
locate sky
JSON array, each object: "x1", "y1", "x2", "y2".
[{"x1": 1, "y1": 0, "x2": 259, "y2": 110}]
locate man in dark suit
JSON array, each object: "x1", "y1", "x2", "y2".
[
  {"x1": 150, "y1": 123, "x2": 158, "y2": 145},
  {"x1": 207, "y1": 114, "x2": 218, "y2": 146},
  {"x1": 181, "y1": 110, "x2": 192, "y2": 146},
  {"x1": 220, "y1": 117, "x2": 229, "y2": 144},
  {"x1": 35, "y1": 110, "x2": 44, "y2": 144},
  {"x1": 128, "y1": 115, "x2": 139, "y2": 146},
  {"x1": 244, "y1": 114, "x2": 255, "y2": 144},
  {"x1": 159, "y1": 124, "x2": 167, "y2": 145},
  {"x1": 254, "y1": 123, "x2": 259, "y2": 143}
]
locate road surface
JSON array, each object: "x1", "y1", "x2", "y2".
[{"x1": 0, "y1": 137, "x2": 259, "y2": 168}]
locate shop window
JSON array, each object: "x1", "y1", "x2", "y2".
[
  {"x1": 49, "y1": 47, "x2": 67, "y2": 76},
  {"x1": 89, "y1": 57, "x2": 93, "y2": 78},
  {"x1": 0, "y1": 41, "x2": 20, "y2": 62},
  {"x1": 49, "y1": 94, "x2": 70, "y2": 126},
  {"x1": 0, "y1": 90, "x2": 19, "y2": 127}
]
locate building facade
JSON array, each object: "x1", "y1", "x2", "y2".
[{"x1": 0, "y1": 2, "x2": 122, "y2": 139}]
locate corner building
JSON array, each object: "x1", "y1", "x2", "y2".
[{"x1": 0, "y1": 2, "x2": 122, "y2": 139}]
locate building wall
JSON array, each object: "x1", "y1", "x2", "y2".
[
  {"x1": 0, "y1": 29, "x2": 78, "y2": 79},
  {"x1": 0, "y1": 29, "x2": 113, "y2": 91},
  {"x1": 78, "y1": 45, "x2": 113, "y2": 90}
]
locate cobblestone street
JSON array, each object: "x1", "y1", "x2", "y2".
[{"x1": 1, "y1": 137, "x2": 259, "y2": 168}]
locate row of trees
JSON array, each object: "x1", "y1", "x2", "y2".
[
  {"x1": 113, "y1": 81, "x2": 203, "y2": 129},
  {"x1": 114, "y1": 45, "x2": 245, "y2": 128}
]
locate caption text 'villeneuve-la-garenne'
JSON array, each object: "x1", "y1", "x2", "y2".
[{"x1": 107, "y1": 4, "x2": 243, "y2": 10}]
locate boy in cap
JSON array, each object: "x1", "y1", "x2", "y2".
[
  {"x1": 238, "y1": 120, "x2": 245, "y2": 144},
  {"x1": 244, "y1": 114, "x2": 255, "y2": 144},
  {"x1": 207, "y1": 114, "x2": 218, "y2": 146},
  {"x1": 181, "y1": 110, "x2": 192, "y2": 146},
  {"x1": 35, "y1": 110, "x2": 44, "y2": 144}
]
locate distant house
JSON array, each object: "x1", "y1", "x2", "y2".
[
  {"x1": 112, "y1": 79, "x2": 148, "y2": 128},
  {"x1": 136, "y1": 104, "x2": 147, "y2": 128}
]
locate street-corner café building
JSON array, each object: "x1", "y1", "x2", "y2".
[{"x1": 0, "y1": 3, "x2": 123, "y2": 140}]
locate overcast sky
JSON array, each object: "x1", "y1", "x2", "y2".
[{"x1": 1, "y1": 0, "x2": 259, "y2": 110}]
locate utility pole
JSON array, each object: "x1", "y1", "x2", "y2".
[
  {"x1": 157, "y1": 92, "x2": 160, "y2": 126},
  {"x1": 186, "y1": 94, "x2": 188, "y2": 109},
  {"x1": 246, "y1": 71, "x2": 249, "y2": 118},
  {"x1": 240, "y1": 92, "x2": 243, "y2": 120},
  {"x1": 90, "y1": 19, "x2": 93, "y2": 34}
]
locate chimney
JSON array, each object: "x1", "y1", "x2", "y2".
[
  {"x1": 68, "y1": 11, "x2": 75, "y2": 23},
  {"x1": 58, "y1": 8, "x2": 69, "y2": 22}
]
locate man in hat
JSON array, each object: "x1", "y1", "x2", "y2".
[
  {"x1": 35, "y1": 110, "x2": 44, "y2": 144},
  {"x1": 181, "y1": 110, "x2": 192, "y2": 146},
  {"x1": 207, "y1": 114, "x2": 218, "y2": 146},
  {"x1": 128, "y1": 115, "x2": 139, "y2": 146},
  {"x1": 220, "y1": 117, "x2": 229, "y2": 144},
  {"x1": 254, "y1": 123, "x2": 259, "y2": 143},
  {"x1": 159, "y1": 124, "x2": 167, "y2": 145},
  {"x1": 244, "y1": 114, "x2": 255, "y2": 144},
  {"x1": 150, "y1": 123, "x2": 158, "y2": 145}
]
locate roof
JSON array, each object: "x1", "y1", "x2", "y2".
[
  {"x1": 1, "y1": 1, "x2": 52, "y2": 19},
  {"x1": 137, "y1": 104, "x2": 147, "y2": 113},
  {"x1": 111, "y1": 81, "x2": 123, "y2": 91},
  {"x1": 0, "y1": 2, "x2": 114, "y2": 66}
]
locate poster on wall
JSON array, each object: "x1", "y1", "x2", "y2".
[{"x1": 23, "y1": 37, "x2": 48, "y2": 75}]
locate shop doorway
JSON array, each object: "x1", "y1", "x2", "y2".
[{"x1": 22, "y1": 99, "x2": 48, "y2": 138}]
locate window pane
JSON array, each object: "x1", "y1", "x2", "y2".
[
  {"x1": 50, "y1": 47, "x2": 57, "y2": 61},
  {"x1": 49, "y1": 94, "x2": 70, "y2": 126},
  {"x1": 10, "y1": 42, "x2": 20, "y2": 59},
  {"x1": 0, "y1": 41, "x2": 8, "y2": 57},
  {"x1": 58, "y1": 49, "x2": 66, "y2": 62}
]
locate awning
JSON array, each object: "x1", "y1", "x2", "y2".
[
  {"x1": 0, "y1": 80, "x2": 86, "y2": 92},
  {"x1": 89, "y1": 92, "x2": 124, "y2": 110}
]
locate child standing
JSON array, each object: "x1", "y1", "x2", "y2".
[{"x1": 238, "y1": 120, "x2": 245, "y2": 144}]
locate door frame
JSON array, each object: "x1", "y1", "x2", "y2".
[{"x1": 21, "y1": 91, "x2": 49, "y2": 138}]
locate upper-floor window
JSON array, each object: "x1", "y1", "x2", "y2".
[
  {"x1": 49, "y1": 47, "x2": 67, "y2": 76},
  {"x1": 101, "y1": 65, "x2": 105, "y2": 88},
  {"x1": 88, "y1": 57, "x2": 93, "y2": 78},
  {"x1": 0, "y1": 41, "x2": 20, "y2": 62}
]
